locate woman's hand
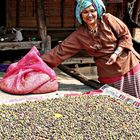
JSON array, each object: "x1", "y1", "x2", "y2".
[
  {"x1": 106, "y1": 53, "x2": 118, "y2": 65},
  {"x1": 106, "y1": 47, "x2": 124, "y2": 65}
]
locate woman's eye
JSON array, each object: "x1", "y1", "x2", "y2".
[
  {"x1": 82, "y1": 11, "x2": 88, "y2": 14},
  {"x1": 91, "y1": 9, "x2": 96, "y2": 13}
]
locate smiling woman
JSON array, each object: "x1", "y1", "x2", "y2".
[{"x1": 41, "y1": 0, "x2": 140, "y2": 98}]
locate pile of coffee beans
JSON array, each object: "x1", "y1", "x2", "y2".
[{"x1": 0, "y1": 95, "x2": 139, "y2": 139}]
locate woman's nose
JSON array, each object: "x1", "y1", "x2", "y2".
[{"x1": 87, "y1": 13, "x2": 93, "y2": 17}]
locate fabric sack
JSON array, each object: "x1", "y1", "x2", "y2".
[{"x1": 0, "y1": 46, "x2": 58, "y2": 94}]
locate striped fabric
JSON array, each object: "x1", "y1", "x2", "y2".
[{"x1": 100, "y1": 63, "x2": 140, "y2": 99}]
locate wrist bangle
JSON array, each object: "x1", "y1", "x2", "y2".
[{"x1": 114, "y1": 49, "x2": 121, "y2": 56}]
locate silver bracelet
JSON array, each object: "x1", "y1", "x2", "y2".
[{"x1": 114, "y1": 48, "x2": 121, "y2": 56}]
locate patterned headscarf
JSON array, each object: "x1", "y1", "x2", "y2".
[{"x1": 76, "y1": 0, "x2": 106, "y2": 24}]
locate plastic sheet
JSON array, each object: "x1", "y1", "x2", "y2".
[{"x1": 0, "y1": 46, "x2": 58, "y2": 94}]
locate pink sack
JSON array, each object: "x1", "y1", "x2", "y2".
[{"x1": 0, "y1": 46, "x2": 58, "y2": 94}]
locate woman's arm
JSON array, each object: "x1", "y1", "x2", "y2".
[
  {"x1": 104, "y1": 13, "x2": 133, "y2": 65},
  {"x1": 41, "y1": 31, "x2": 82, "y2": 68},
  {"x1": 105, "y1": 13, "x2": 133, "y2": 50}
]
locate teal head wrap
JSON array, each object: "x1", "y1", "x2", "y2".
[{"x1": 76, "y1": 0, "x2": 106, "y2": 24}]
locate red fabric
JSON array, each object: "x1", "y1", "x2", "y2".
[
  {"x1": 84, "y1": 89, "x2": 103, "y2": 95},
  {"x1": 0, "y1": 46, "x2": 58, "y2": 94}
]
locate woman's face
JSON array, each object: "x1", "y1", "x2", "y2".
[{"x1": 81, "y1": 5, "x2": 97, "y2": 26}]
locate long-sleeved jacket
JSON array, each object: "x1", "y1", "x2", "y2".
[{"x1": 41, "y1": 13, "x2": 139, "y2": 79}]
